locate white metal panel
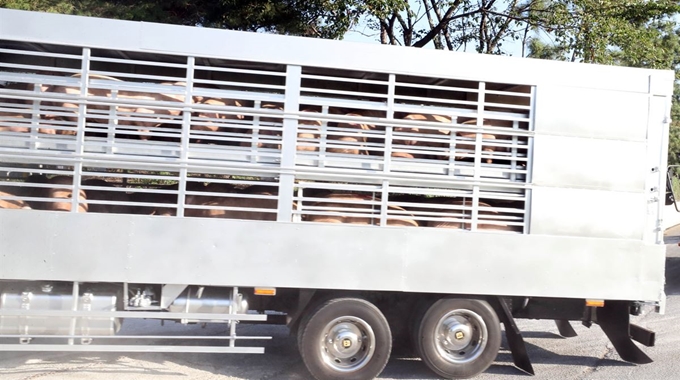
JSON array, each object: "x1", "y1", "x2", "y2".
[
  {"x1": 534, "y1": 85, "x2": 649, "y2": 141},
  {"x1": 0, "y1": 10, "x2": 142, "y2": 51},
  {"x1": 649, "y1": 72, "x2": 677, "y2": 96},
  {"x1": 0, "y1": 9, "x2": 673, "y2": 95},
  {"x1": 530, "y1": 187, "x2": 647, "y2": 240},
  {"x1": 0, "y1": 210, "x2": 666, "y2": 302},
  {"x1": 403, "y1": 232, "x2": 665, "y2": 301},
  {"x1": 532, "y1": 135, "x2": 647, "y2": 192}
]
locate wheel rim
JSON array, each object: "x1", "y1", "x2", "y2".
[
  {"x1": 319, "y1": 316, "x2": 376, "y2": 372},
  {"x1": 434, "y1": 308, "x2": 488, "y2": 364}
]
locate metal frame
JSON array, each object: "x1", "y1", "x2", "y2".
[
  {"x1": 0, "y1": 281, "x2": 268, "y2": 352},
  {"x1": 0, "y1": 9, "x2": 674, "y2": 354}
]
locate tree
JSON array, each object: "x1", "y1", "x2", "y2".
[
  {"x1": 0, "y1": 0, "x2": 361, "y2": 39},
  {"x1": 360, "y1": 0, "x2": 542, "y2": 54},
  {"x1": 525, "y1": 0, "x2": 680, "y2": 64}
]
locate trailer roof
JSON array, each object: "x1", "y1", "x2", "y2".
[{"x1": 0, "y1": 8, "x2": 674, "y2": 95}]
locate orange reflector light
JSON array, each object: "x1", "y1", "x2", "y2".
[
  {"x1": 586, "y1": 299, "x2": 605, "y2": 307},
  {"x1": 254, "y1": 287, "x2": 277, "y2": 296}
]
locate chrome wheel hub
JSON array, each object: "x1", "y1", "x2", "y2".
[
  {"x1": 320, "y1": 316, "x2": 375, "y2": 372},
  {"x1": 435, "y1": 309, "x2": 488, "y2": 364}
]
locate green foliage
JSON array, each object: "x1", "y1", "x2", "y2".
[
  {"x1": 669, "y1": 83, "x2": 680, "y2": 166},
  {"x1": 526, "y1": 0, "x2": 680, "y2": 64},
  {"x1": 0, "y1": 0, "x2": 361, "y2": 38}
]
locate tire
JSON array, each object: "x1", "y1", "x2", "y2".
[
  {"x1": 415, "y1": 298, "x2": 501, "y2": 379},
  {"x1": 409, "y1": 297, "x2": 434, "y2": 359},
  {"x1": 298, "y1": 297, "x2": 392, "y2": 380}
]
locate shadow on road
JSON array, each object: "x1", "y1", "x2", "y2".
[
  {"x1": 666, "y1": 256, "x2": 680, "y2": 295},
  {"x1": 0, "y1": 353, "x2": 188, "y2": 377},
  {"x1": 518, "y1": 331, "x2": 567, "y2": 339},
  {"x1": 380, "y1": 334, "x2": 635, "y2": 380}
]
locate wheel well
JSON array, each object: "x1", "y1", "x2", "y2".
[{"x1": 287, "y1": 290, "x2": 450, "y2": 338}]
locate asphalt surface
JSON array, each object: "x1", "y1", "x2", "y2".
[{"x1": 2, "y1": 228, "x2": 680, "y2": 380}]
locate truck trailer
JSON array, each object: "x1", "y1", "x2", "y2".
[{"x1": 0, "y1": 8, "x2": 675, "y2": 380}]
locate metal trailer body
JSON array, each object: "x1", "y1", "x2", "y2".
[{"x1": 0, "y1": 8, "x2": 674, "y2": 379}]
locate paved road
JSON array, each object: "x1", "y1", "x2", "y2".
[{"x1": 2, "y1": 229, "x2": 680, "y2": 380}]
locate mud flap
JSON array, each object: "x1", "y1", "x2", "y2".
[
  {"x1": 554, "y1": 319, "x2": 578, "y2": 338},
  {"x1": 596, "y1": 301, "x2": 653, "y2": 364},
  {"x1": 489, "y1": 297, "x2": 535, "y2": 375}
]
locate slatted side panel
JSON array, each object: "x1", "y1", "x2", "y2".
[{"x1": 0, "y1": 40, "x2": 533, "y2": 233}]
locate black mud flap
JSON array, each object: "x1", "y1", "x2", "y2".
[
  {"x1": 489, "y1": 297, "x2": 535, "y2": 375},
  {"x1": 596, "y1": 301, "x2": 653, "y2": 364},
  {"x1": 554, "y1": 319, "x2": 578, "y2": 338}
]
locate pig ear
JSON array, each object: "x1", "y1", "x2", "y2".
[{"x1": 438, "y1": 128, "x2": 451, "y2": 135}]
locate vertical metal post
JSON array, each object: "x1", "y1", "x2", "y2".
[
  {"x1": 123, "y1": 283, "x2": 129, "y2": 311},
  {"x1": 655, "y1": 99, "x2": 672, "y2": 244},
  {"x1": 379, "y1": 180, "x2": 390, "y2": 227},
  {"x1": 471, "y1": 186, "x2": 480, "y2": 231},
  {"x1": 318, "y1": 104, "x2": 328, "y2": 168},
  {"x1": 470, "y1": 82, "x2": 486, "y2": 232},
  {"x1": 106, "y1": 89, "x2": 118, "y2": 155},
  {"x1": 447, "y1": 117, "x2": 458, "y2": 176},
  {"x1": 250, "y1": 100, "x2": 262, "y2": 163},
  {"x1": 68, "y1": 281, "x2": 80, "y2": 345},
  {"x1": 474, "y1": 82, "x2": 486, "y2": 182},
  {"x1": 177, "y1": 56, "x2": 195, "y2": 218},
  {"x1": 523, "y1": 86, "x2": 537, "y2": 235},
  {"x1": 276, "y1": 65, "x2": 301, "y2": 222},
  {"x1": 229, "y1": 287, "x2": 239, "y2": 348},
  {"x1": 383, "y1": 74, "x2": 396, "y2": 172},
  {"x1": 379, "y1": 74, "x2": 396, "y2": 227},
  {"x1": 645, "y1": 94, "x2": 670, "y2": 244},
  {"x1": 29, "y1": 83, "x2": 41, "y2": 151},
  {"x1": 292, "y1": 185, "x2": 303, "y2": 222},
  {"x1": 71, "y1": 48, "x2": 90, "y2": 213},
  {"x1": 510, "y1": 120, "x2": 518, "y2": 182}
]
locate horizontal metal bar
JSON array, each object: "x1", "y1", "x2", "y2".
[
  {"x1": 0, "y1": 158, "x2": 527, "y2": 191},
  {"x1": 0, "y1": 344, "x2": 265, "y2": 354},
  {"x1": 89, "y1": 56, "x2": 188, "y2": 69},
  {"x1": 300, "y1": 74, "x2": 388, "y2": 86},
  {"x1": 193, "y1": 79, "x2": 285, "y2": 92},
  {"x1": 300, "y1": 87, "x2": 388, "y2": 99},
  {"x1": 0, "y1": 47, "x2": 82, "y2": 60},
  {"x1": 0, "y1": 62, "x2": 80, "y2": 74},
  {"x1": 193, "y1": 65, "x2": 286, "y2": 77},
  {"x1": 88, "y1": 70, "x2": 184, "y2": 83},
  {"x1": 395, "y1": 81, "x2": 480, "y2": 94},
  {"x1": 0, "y1": 335, "x2": 272, "y2": 340},
  {"x1": 0, "y1": 310, "x2": 267, "y2": 321}
]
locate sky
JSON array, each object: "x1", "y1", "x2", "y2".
[{"x1": 337, "y1": 10, "x2": 528, "y2": 57}]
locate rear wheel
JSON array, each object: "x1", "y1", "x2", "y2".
[
  {"x1": 298, "y1": 297, "x2": 392, "y2": 380},
  {"x1": 415, "y1": 298, "x2": 501, "y2": 379}
]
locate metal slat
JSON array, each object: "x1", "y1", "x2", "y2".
[
  {"x1": 0, "y1": 345, "x2": 265, "y2": 354},
  {"x1": 0, "y1": 334, "x2": 272, "y2": 340},
  {"x1": 0, "y1": 309, "x2": 267, "y2": 321},
  {"x1": 0, "y1": 39, "x2": 533, "y2": 233}
]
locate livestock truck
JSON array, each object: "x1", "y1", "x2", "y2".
[{"x1": 0, "y1": 8, "x2": 675, "y2": 380}]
